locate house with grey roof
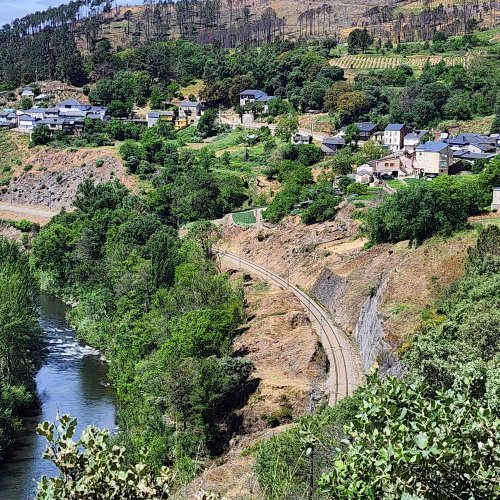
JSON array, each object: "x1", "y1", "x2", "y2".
[
  {"x1": 27, "y1": 108, "x2": 50, "y2": 120},
  {"x1": 415, "y1": 141, "x2": 452, "y2": 176},
  {"x1": 21, "y1": 87, "x2": 34, "y2": 97},
  {"x1": 178, "y1": 100, "x2": 203, "y2": 124},
  {"x1": 6, "y1": 113, "x2": 18, "y2": 125},
  {"x1": 404, "y1": 130, "x2": 428, "y2": 153},
  {"x1": 18, "y1": 114, "x2": 37, "y2": 132},
  {"x1": 239, "y1": 90, "x2": 275, "y2": 113},
  {"x1": 147, "y1": 110, "x2": 175, "y2": 128},
  {"x1": 239, "y1": 89, "x2": 266, "y2": 106},
  {"x1": 341, "y1": 122, "x2": 378, "y2": 141},
  {"x1": 37, "y1": 117, "x2": 66, "y2": 131},
  {"x1": 0, "y1": 111, "x2": 15, "y2": 129},
  {"x1": 292, "y1": 133, "x2": 312, "y2": 145},
  {"x1": 383, "y1": 123, "x2": 409, "y2": 152},
  {"x1": 321, "y1": 136, "x2": 345, "y2": 155}
]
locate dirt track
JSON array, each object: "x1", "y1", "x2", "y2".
[{"x1": 0, "y1": 202, "x2": 59, "y2": 224}]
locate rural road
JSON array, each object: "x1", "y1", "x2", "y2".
[
  {"x1": 215, "y1": 248, "x2": 362, "y2": 404},
  {"x1": 220, "y1": 117, "x2": 329, "y2": 143},
  {"x1": 0, "y1": 202, "x2": 59, "y2": 223}
]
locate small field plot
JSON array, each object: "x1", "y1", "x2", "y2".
[{"x1": 232, "y1": 210, "x2": 257, "y2": 226}]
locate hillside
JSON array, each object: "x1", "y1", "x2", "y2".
[{"x1": 89, "y1": 0, "x2": 500, "y2": 48}]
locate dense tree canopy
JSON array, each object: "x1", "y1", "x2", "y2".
[{"x1": 0, "y1": 238, "x2": 43, "y2": 459}]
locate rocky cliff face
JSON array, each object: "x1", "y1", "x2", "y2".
[{"x1": 0, "y1": 148, "x2": 134, "y2": 210}]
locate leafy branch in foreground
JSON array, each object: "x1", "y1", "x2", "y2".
[
  {"x1": 318, "y1": 372, "x2": 500, "y2": 499},
  {"x1": 35, "y1": 415, "x2": 227, "y2": 500},
  {"x1": 36, "y1": 414, "x2": 170, "y2": 499}
]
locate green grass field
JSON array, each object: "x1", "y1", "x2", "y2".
[
  {"x1": 356, "y1": 187, "x2": 384, "y2": 201},
  {"x1": 386, "y1": 179, "x2": 406, "y2": 189},
  {"x1": 232, "y1": 210, "x2": 257, "y2": 226},
  {"x1": 404, "y1": 178, "x2": 426, "y2": 185}
]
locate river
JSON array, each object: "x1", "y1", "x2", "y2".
[{"x1": 0, "y1": 294, "x2": 117, "y2": 500}]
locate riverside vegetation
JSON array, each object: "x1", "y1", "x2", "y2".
[
  {"x1": 0, "y1": 238, "x2": 44, "y2": 461},
  {"x1": 2, "y1": 85, "x2": 500, "y2": 500},
  {"x1": 31, "y1": 179, "x2": 252, "y2": 487},
  {"x1": 19, "y1": 152, "x2": 500, "y2": 498}
]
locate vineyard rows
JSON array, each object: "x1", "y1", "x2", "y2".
[{"x1": 332, "y1": 54, "x2": 469, "y2": 70}]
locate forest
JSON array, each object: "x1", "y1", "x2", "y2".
[{"x1": 30, "y1": 178, "x2": 253, "y2": 486}]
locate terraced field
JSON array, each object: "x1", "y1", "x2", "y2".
[{"x1": 331, "y1": 54, "x2": 469, "y2": 70}]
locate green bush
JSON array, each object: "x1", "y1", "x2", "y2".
[
  {"x1": 301, "y1": 194, "x2": 341, "y2": 224},
  {"x1": 366, "y1": 171, "x2": 495, "y2": 244},
  {"x1": 347, "y1": 182, "x2": 368, "y2": 195},
  {"x1": 263, "y1": 183, "x2": 301, "y2": 223},
  {"x1": 319, "y1": 372, "x2": 500, "y2": 499}
]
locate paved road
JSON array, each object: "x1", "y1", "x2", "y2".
[
  {"x1": 0, "y1": 202, "x2": 59, "y2": 221},
  {"x1": 220, "y1": 117, "x2": 329, "y2": 143},
  {"x1": 215, "y1": 249, "x2": 362, "y2": 404}
]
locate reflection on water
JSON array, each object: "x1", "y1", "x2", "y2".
[{"x1": 0, "y1": 294, "x2": 116, "y2": 500}]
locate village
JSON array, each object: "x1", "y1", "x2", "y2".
[{"x1": 2, "y1": 83, "x2": 499, "y2": 190}]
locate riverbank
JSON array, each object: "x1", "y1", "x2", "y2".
[{"x1": 0, "y1": 294, "x2": 116, "y2": 500}]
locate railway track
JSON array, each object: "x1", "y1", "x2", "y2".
[{"x1": 215, "y1": 249, "x2": 362, "y2": 404}]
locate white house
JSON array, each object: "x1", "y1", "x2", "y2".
[
  {"x1": 384, "y1": 124, "x2": 408, "y2": 152},
  {"x1": 415, "y1": 141, "x2": 452, "y2": 176},
  {"x1": 292, "y1": 133, "x2": 312, "y2": 145},
  {"x1": 21, "y1": 87, "x2": 34, "y2": 98},
  {"x1": 355, "y1": 164, "x2": 374, "y2": 183},
  {"x1": 18, "y1": 114, "x2": 37, "y2": 132},
  {"x1": 26, "y1": 108, "x2": 48, "y2": 120},
  {"x1": 492, "y1": 187, "x2": 500, "y2": 211},
  {"x1": 88, "y1": 106, "x2": 108, "y2": 120},
  {"x1": 57, "y1": 99, "x2": 91, "y2": 116},
  {"x1": 239, "y1": 89, "x2": 275, "y2": 113}
]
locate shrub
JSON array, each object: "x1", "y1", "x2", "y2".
[
  {"x1": 347, "y1": 182, "x2": 368, "y2": 195},
  {"x1": 301, "y1": 194, "x2": 341, "y2": 224},
  {"x1": 366, "y1": 175, "x2": 490, "y2": 244},
  {"x1": 35, "y1": 415, "x2": 171, "y2": 499}
]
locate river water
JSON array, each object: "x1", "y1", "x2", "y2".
[{"x1": 0, "y1": 294, "x2": 116, "y2": 500}]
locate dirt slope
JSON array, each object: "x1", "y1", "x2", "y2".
[{"x1": 218, "y1": 214, "x2": 476, "y2": 373}]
